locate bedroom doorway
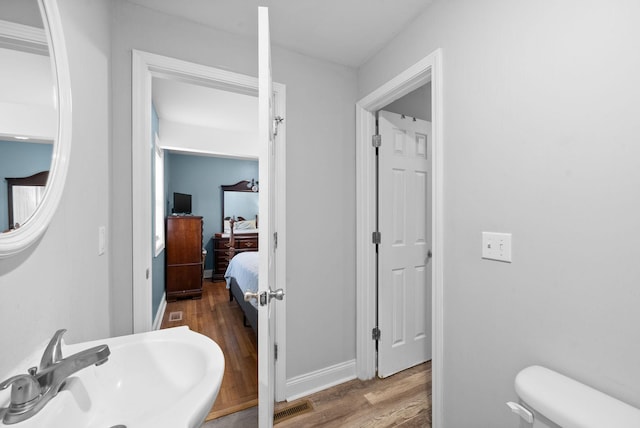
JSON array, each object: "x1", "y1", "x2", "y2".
[
  {"x1": 355, "y1": 49, "x2": 443, "y2": 426},
  {"x1": 131, "y1": 51, "x2": 287, "y2": 421}
]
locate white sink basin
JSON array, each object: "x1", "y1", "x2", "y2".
[{"x1": 0, "y1": 327, "x2": 224, "y2": 428}]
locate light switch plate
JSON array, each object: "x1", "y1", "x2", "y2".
[{"x1": 482, "y1": 232, "x2": 512, "y2": 262}]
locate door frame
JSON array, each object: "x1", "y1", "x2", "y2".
[
  {"x1": 355, "y1": 49, "x2": 443, "y2": 426},
  {"x1": 131, "y1": 50, "x2": 287, "y2": 400}
]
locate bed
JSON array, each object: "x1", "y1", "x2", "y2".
[{"x1": 225, "y1": 251, "x2": 259, "y2": 336}]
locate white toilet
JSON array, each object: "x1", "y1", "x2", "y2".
[{"x1": 508, "y1": 365, "x2": 640, "y2": 428}]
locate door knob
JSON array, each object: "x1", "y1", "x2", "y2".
[
  {"x1": 244, "y1": 288, "x2": 285, "y2": 306},
  {"x1": 244, "y1": 291, "x2": 260, "y2": 302},
  {"x1": 268, "y1": 288, "x2": 285, "y2": 301}
]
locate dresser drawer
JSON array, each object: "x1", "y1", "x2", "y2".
[
  {"x1": 214, "y1": 239, "x2": 233, "y2": 249},
  {"x1": 234, "y1": 238, "x2": 258, "y2": 249}
]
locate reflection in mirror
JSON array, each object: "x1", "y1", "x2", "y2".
[
  {"x1": 0, "y1": 0, "x2": 72, "y2": 258},
  {"x1": 221, "y1": 180, "x2": 259, "y2": 233},
  {"x1": 6, "y1": 171, "x2": 49, "y2": 231},
  {"x1": 0, "y1": 0, "x2": 55, "y2": 234}
]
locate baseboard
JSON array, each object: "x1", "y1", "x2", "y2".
[
  {"x1": 285, "y1": 359, "x2": 357, "y2": 401},
  {"x1": 152, "y1": 293, "x2": 167, "y2": 330},
  {"x1": 204, "y1": 269, "x2": 213, "y2": 279}
]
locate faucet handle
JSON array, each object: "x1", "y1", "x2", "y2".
[
  {"x1": 0, "y1": 373, "x2": 41, "y2": 405},
  {"x1": 40, "y1": 329, "x2": 66, "y2": 370}
]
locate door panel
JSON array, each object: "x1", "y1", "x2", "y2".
[
  {"x1": 258, "y1": 6, "x2": 277, "y2": 427},
  {"x1": 378, "y1": 110, "x2": 432, "y2": 378}
]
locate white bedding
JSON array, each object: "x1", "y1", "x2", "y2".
[
  {"x1": 224, "y1": 251, "x2": 259, "y2": 308},
  {"x1": 219, "y1": 229, "x2": 259, "y2": 238}
]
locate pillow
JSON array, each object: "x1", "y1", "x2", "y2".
[{"x1": 235, "y1": 219, "x2": 256, "y2": 230}]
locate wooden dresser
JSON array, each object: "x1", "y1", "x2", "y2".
[
  {"x1": 165, "y1": 216, "x2": 203, "y2": 301},
  {"x1": 212, "y1": 232, "x2": 258, "y2": 280}
]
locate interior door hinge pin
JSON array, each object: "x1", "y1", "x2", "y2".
[
  {"x1": 372, "y1": 327, "x2": 381, "y2": 341},
  {"x1": 372, "y1": 231, "x2": 381, "y2": 245}
]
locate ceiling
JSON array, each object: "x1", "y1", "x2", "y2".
[
  {"x1": 145, "y1": 0, "x2": 433, "y2": 140},
  {"x1": 152, "y1": 78, "x2": 257, "y2": 133},
  {"x1": 126, "y1": 0, "x2": 433, "y2": 68}
]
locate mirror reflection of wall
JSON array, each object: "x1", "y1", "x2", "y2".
[
  {"x1": 1, "y1": 0, "x2": 57, "y2": 232},
  {"x1": 224, "y1": 191, "x2": 259, "y2": 222}
]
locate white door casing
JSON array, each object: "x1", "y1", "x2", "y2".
[
  {"x1": 131, "y1": 49, "x2": 287, "y2": 403},
  {"x1": 355, "y1": 49, "x2": 443, "y2": 426},
  {"x1": 377, "y1": 110, "x2": 432, "y2": 378}
]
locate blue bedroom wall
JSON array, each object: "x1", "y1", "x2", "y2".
[
  {"x1": 150, "y1": 104, "x2": 164, "y2": 320},
  {"x1": 167, "y1": 154, "x2": 258, "y2": 270},
  {"x1": 0, "y1": 140, "x2": 53, "y2": 231}
]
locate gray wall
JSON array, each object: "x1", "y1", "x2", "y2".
[
  {"x1": 110, "y1": 0, "x2": 358, "y2": 380},
  {"x1": 0, "y1": 0, "x2": 111, "y2": 376},
  {"x1": 382, "y1": 83, "x2": 431, "y2": 121},
  {"x1": 359, "y1": 0, "x2": 640, "y2": 426}
]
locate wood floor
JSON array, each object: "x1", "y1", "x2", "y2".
[
  {"x1": 274, "y1": 361, "x2": 432, "y2": 427},
  {"x1": 162, "y1": 280, "x2": 432, "y2": 427},
  {"x1": 160, "y1": 279, "x2": 258, "y2": 421},
  {"x1": 204, "y1": 361, "x2": 431, "y2": 428}
]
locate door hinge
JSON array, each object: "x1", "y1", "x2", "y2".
[
  {"x1": 274, "y1": 343, "x2": 278, "y2": 360},
  {"x1": 372, "y1": 134, "x2": 381, "y2": 148},
  {"x1": 274, "y1": 232, "x2": 278, "y2": 250},
  {"x1": 273, "y1": 116, "x2": 284, "y2": 136},
  {"x1": 372, "y1": 231, "x2": 381, "y2": 245},
  {"x1": 372, "y1": 327, "x2": 381, "y2": 341}
]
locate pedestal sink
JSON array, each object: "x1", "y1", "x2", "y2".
[{"x1": 0, "y1": 327, "x2": 224, "y2": 428}]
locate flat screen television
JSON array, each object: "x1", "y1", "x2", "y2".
[{"x1": 173, "y1": 192, "x2": 192, "y2": 214}]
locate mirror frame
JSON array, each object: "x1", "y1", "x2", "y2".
[
  {"x1": 220, "y1": 180, "x2": 258, "y2": 230},
  {"x1": 0, "y1": 0, "x2": 72, "y2": 258}
]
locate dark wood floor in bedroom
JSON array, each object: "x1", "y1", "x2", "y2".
[{"x1": 160, "y1": 279, "x2": 258, "y2": 421}]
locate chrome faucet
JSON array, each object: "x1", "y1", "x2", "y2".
[{"x1": 0, "y1": 329, "x2": 110, "y2": 425}]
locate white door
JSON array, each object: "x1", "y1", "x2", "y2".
[
  {"x1": 255, "y1": 6, "x2": 282, "y2": 428},
  {"x1": 377, "y1": 110, "x2": 432, "y2": 378}
]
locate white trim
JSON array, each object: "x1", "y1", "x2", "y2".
[
  {"x1": 273, "y1": 88, "x2": 287, "y2": 404},
  {"x1": 152, "y1": 292, "x2": 167, "y2": 330},
  {"x1": 0, "y1": 0, "x2": 72, "y2": 258},
  {"x1": 285, "y1": 360, "x2": 357, "y2": 402},
  {"x1": 0, "y1": 19, "x2": 48, "y2": 55},
  {"x1": 131, "y1": 50, "x2": 287, "y2": 400},
  {"x1": 153, "y1": 134, "x2": 165, "y2": 257},
  {"x1": 355, "y1": 49, "x2": 444, "y2": 428},
  {"x1": 131, "y1": 50, "x2": 153, "y2": 332},
  {"x1": 203, "y1": 269, "x2": 213, "y2": 279}
]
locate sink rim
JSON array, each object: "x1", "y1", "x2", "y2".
[{"x1": 0, "y1": 327, "x2": 225, "y2": 428}]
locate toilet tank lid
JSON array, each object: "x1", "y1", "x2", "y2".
[{"x1": 515, "y1": 366, "x2": 640, "y2": 428}]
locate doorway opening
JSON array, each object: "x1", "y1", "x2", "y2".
[
  {"x1": 376, "y1": 84, "x2": 432, "y2": 378},
  {"x1": 131, "y1": 50, "x2": 287, "y2": 421},
  {"x1": 355, "y1": 49, "x2": 443, "y2": 427}
]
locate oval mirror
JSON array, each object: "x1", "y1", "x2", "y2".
[{"x1": 0, "y1": 0, "x2": 71, "y2": 257}]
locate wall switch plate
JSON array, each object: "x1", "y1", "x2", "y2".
[
  {"x1": 98, "y1": 226, "x2": 106, "y2": 256},
  {"x1": 482, "y1": 232, "x2": 512, "y2": 263}
]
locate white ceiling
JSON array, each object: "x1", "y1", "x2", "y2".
[
  {"x1": 126, "y1": 0, "x2": 433, "y2": 68},
  {"x1": 152, "y1": 78, "x2": 257, "y2": 133}
]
